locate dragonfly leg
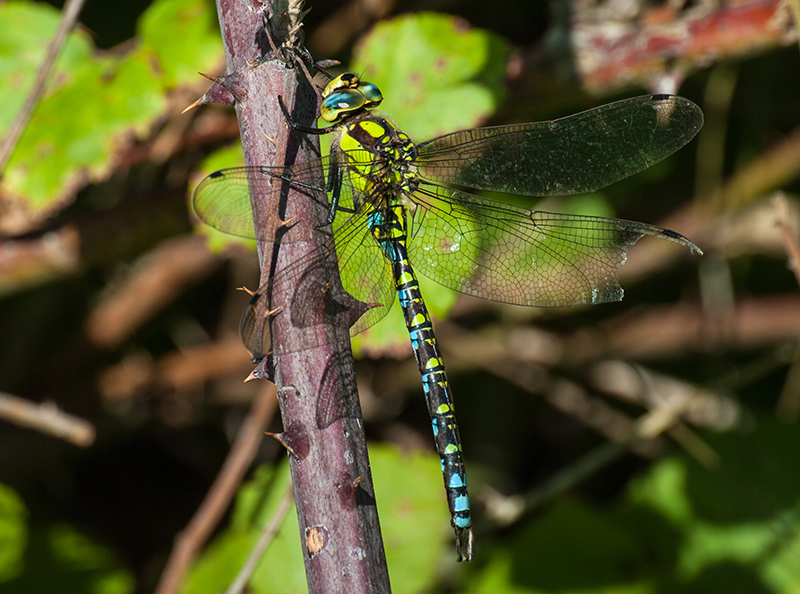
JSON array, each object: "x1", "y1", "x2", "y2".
[{"x1": 277, "y1": 95, "x2": 333, "y2": 136}]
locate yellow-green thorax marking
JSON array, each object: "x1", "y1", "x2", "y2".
[{"x1": 337, "y1": 116, "x2": 418, "y2": 203}]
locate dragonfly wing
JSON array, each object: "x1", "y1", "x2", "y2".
[
  {"x1": 240, "y1": 178, "x2": 397, "y2": 359},
  {"x1": 415, "y1": 95, "x2": 703, "y2": 196},
  {"x1": 407, "y1": 181, "x2": 699, "y2": 307},
  {"x1": 333, "y1": 208, "x2": 397, "y2": 338},
  {"x1": 193, "y1": 167, "x2": 258, "y2": 238},
  {"x1": 192, "y1": 160, "x2": 335, "y2": 240}
]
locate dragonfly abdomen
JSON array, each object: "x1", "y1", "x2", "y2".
[{"x1": 372, "y1": 205, "x2": 475, "y2": 562}]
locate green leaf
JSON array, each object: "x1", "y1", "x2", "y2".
[
  {"x1": 625, "y1": 418, "x2": 800, "y2": 592},
  {"x1": 2, "y1": 523, "x2": 134, "y2": 594},
  {"x1": 0, "y1": 484, "x2": 27, "y2": 583},
  {"x1": 466, "y1": 417, "x2": 800, "y2": 593},
  {"x1": 372, "y1": 445, "x2": 453, "y2": 592},
  {"x1": 0, "y1": 2, "x2": 93, "y2": 131},
  {"x1": 350, "y1": 274, "x2": 460, "y2": 358},
  {"x1": 186, "y1": 444, "x2": 449, "y2": 594},
  {"x1": 5, "y1": 52, "x2": 164, "y2": 210},
  {"x1": 1, "y1": 0, "x2": 222, "y2": 223},
  {"x1": 351, "y1": 12, "x2": 511, "y2": 140},
  {"x1": 507, "y1": 499, "x2": 647, "y2": 593},
  {"x1": 49, "y1": 525, "x2": 134, "y2": 594},
  {"x1": 138, "y1": 0, "x2": 223, "y2": 89},
  {"x1": 352, "y1": 301, "x2": 410, "y2": 358},
  {"x1": 627, "y1": 457, "x2": 693, "y2": 526},
  {"x1": 183, "y1": 463, "x2": 305, "y2": 594}
]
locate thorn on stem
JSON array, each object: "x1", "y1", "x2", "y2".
[
  {"x1": 265, "y1": 431, "x2": 299, "y2": 458},
  {"x1": 181, "y1": 99, "x2": 202, "y2": 114}
]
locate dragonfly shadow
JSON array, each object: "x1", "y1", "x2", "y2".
[{"x1": 316, "y1": 348, "x2": 362, "y2": 430}]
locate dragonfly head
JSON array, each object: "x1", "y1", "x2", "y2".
[{"x1": 320, "y1": 73, "x2": 383, "y2": 123}]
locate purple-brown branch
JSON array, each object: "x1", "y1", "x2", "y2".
[{"x1": 209, "y1": 1, "x2": 390, "y2": 592}]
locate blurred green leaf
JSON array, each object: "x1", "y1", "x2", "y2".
[
  {"x1": 506, "y1": 499, "x2": 645, "y2": 593},
  {"x1": 351, "y1": 270, "x2": 461, "y2": 357},
  {"x1": 139, "y1": 0, "x2": 222, "y2": 89},
  {"x1": 352, "y1": 300, "x2": 410, "y2": 357},
  {"x1": 0, "y1": 484, "x2": 27, "y2": 583},
  {"x1": 49, "y1": 525, "x2": 133, "y2": 589},
  {"x1": 2, "y1": 522, "x2": 134, "y2": 594},
  {"x1": 627, "y1": 457, "x2": 693, "y2": 525},
  {"x1": 351, "y1": 12, "x2": 511, "y2": 140},
  {"x1": 183, "y1": 462, "x2": 304, "y2": 594},
  {"x1": 627, "y1": 419, "x2": 800, "y2": 592},
  {"x1": 466, "y1": 417, "x2": 800, "y2": 594},
  {"x1": 373, "y1": 445, "x2": 453, "y2": 592},
  {"x1": 186, "y1": 444, "x2": 449, "y2": 594},
  {"x1": 0, "y1": 2, "x2": 93, "y2": 131},
  {"x1": 5, "y1": 53, "x2": 164, "y2": 210}
]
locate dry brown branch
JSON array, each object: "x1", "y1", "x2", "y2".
[
  {"x1": 484, "y1": 371, "x2": 714, "y2": 527},
  {"x1": 98, "y1": 337, "x2": 254, "y2": 401},
  {"x1": 507, "y1": 0, "x2": 796, "y2": 118},
  {"x1": 543, "y1": 378, "x2": 665, "y2": 458},
  {"x1": 776, "y1": 345, "x2": 800, "y2": 420},
  {"x1": 573, "y1": 0, "x2": 796, "y2": 93},
  {"x1": 774, "y1": 192, "x2": 800, "y2": 288},
  {"x1": 707, "y1": 126, "x2": 800, "y2": 214},
  {"x1": 646, "y1": 130, "x2": 800, "y2": 280},
  {"x1": 86, "y1": 235, "x2": 221, "y2": 348},
  {"x1": 566, "y1": 295, "x2": 800, "y2": 362},
  {"x1": 0, "y1": 391, "x2": 95, "y2": 447},
  {"x1": 0, "y1": 226, "x2": 81, "y2": 295},
  {"x1": 587, "y1": 360, "x2": 741, "y2": 432},
  {"x1": 306, "y1": 0, "x2": 397, "y2": 57}
]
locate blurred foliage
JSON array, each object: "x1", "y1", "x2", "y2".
[
  {"x1": 1, "y1": 0, "x2": 800, "y2": 593},
  {"x1": 467, "y1": 420, "x2": 800, "y2": 593},
  {"x1": 0, "y1": 488, "x2": 135, "y2": 594},
  {"x1": 183, "y1": 445, "x2": 449, "y2": 594}
]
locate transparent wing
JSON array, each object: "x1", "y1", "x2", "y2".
[
  {"x1": 196, "y1": 94, "x2": 704, "y2": 355},
  {"x1": 233, "y1": 164, "x2": 398, "y2": 359},
  {"x1": 415, "y1": 95, "x2": 703, "y2": 197},
  {"x1": 193, "y1": 160, "x2": 335, "y2": 240},
  {"x1": 192, "y1": 168, "x2": 260, "y2": 239},
  {"x1": 407, "y1": 180, "x2": 700, "y2": 307}
]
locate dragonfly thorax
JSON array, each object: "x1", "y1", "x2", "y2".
[{"x1": 339, "y1": 114, "x2": 420, "y2": 204}]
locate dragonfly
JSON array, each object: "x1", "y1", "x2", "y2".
[{"x1": 193, "y1": 73, "x2": 703, "y2": 562}]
